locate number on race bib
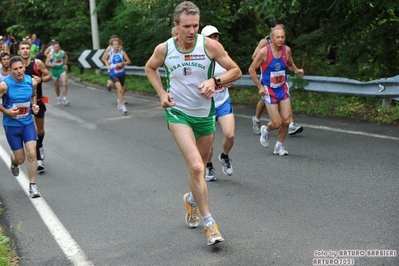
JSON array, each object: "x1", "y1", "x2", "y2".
[{"x1": 270, "y1": 70, "x2": 286, "y2": 88}]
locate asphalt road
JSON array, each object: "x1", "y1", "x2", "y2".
[{"x1": 0, "y1": 79, "x2": 398, "y2": 266}]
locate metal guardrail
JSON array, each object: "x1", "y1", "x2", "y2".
[{"x1": 100, "y1": 66, "x2": 399, "y2": 100}]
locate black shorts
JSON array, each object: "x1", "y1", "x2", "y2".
[
  {"x1": 34, "y1": 100, "x2": 46, "y2": 119},
  {"x1": 110, "y1": 75, "x2": 126, "y2": 87}
]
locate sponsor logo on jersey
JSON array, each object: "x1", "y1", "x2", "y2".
[
  {"x1": 183, "y1": 67, "x2": 192, "y2": 76},
  {"x1": 184, "y1": 54, "x2": 205, "y2": 61}
]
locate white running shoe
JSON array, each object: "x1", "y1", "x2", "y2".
[
  {"x1": 183, "y1": 193, "x2": 200, "y2": 228},
  {"x1": 205, "y1": 166, "x2": 216, "y2": 181},
  {"x1": 39, "y1": 146, "x2": 45, "y2": 160},
  {"x1": 252, "y1": 116, "x2": 261, "y2": 135},
  {"x1": 121, "y1": 105, "x2": 127, "y2": 114},
  {"x1": 260, "y1": 125, "x2": 270, "y2": 147},
  {"x1": 205, "y1": 221, "x2": 224, "y2": 246},
  {"x1": 37, "y1": 160, "x2": 45, "y2": 174},
  {"x1": 29, "y1": 184, "x2": 41, "y2": 198},
  {"x1": 274, "y1": 145, "x2": 288, "y2": 156},
  {"x1": 57, "y1": 98, "x2": 62, "y2": 105},
  {"x1": 288, "y1": 123, "x2": 303, "y2": 135},
  {"x1": 62, "y1": 98, "x2": 70, "y2": 105},
  {"x1": 218, "y1": 154, "x2": 233, "y2": 176}
]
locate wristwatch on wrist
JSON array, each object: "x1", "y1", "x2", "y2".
[{"x1": 212, "y1": 76, "x2": 221, "y2": 86}]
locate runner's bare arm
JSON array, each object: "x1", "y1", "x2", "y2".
[
  {"x1": 249, "y1": 47, "x2": 268, "y2": 96},
  {"x1": 35, "y1": 60, "x2": 51, "y2": 82},
  {"x1": 145, "y1": 43, "x2": 175, "y2": 108},
  {"x1": 123, "y1": 51, "x2": 131, "y2": 66},
  {"x1": 286, "y1": 46, "x2": 304, "y2": 76},
  {"x1": 45, "y1": 53, "x2": 54, "y2": 67},
  {"x1": 205, "y1": 39, "x2": 242, "y2": 88},
  {"x1": 252, "y1": 39, "x2": 269, "y2": 60}
]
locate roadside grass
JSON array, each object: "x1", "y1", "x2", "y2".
[
  {"x1": 0, "y1": 203, "x2": 18, "y2": 266},
  {"x1": 70, "y1": 68, "x2": 399, "y2": 124}
]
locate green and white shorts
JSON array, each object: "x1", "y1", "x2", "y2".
[{"x1": 165, "y1": 108, "x2": 216, "y2": 138}]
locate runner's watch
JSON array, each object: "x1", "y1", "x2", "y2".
[{"x1": 212, "y1": 76, "x2": 221, "y2": 86}]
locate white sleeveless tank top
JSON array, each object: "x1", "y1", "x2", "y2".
[
  {"x1": 164, "y1": 34, "x2": 214, "y2": 117},
  {"x1": 213, "y1": 62, "x2": 229, "y2": 108}
]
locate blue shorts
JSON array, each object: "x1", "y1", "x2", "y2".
[
  {"x1": 262, "y1": 83, "x2": 290, "y2": 104},
  {"x1": 4, "y1": 122, "x2": 37, "y2": 151},
  {"x1": 215, "y1": 97, "x2": 233, "y2": 120}
]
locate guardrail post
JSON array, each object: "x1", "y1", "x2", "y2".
[{"x1": 381, "y1": 98, "x2": 390, "y2": 107}]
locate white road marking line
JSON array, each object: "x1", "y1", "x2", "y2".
[
  {"x1": 235, "y1": 114, "x2": 399, "y2": 141},
  {"x1": 0, "y1": 146, "x2": 94, "y2": 266}
]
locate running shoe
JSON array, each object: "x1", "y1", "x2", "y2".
[
  {"x1": 117, "y1": 99, "x2": 122, "y2": 110},
  {"x1": 183, "y1": 193, "x2": 200, "y2": 228},
  {"x1": 260, "y1": 125, "x2": 270, "y2": 147},
  {"x1": 106, "y1": 80, "x2": 112, "y2": 92},
  {"x1": 57, "y1": 98, "x2": 62, "y2": 105},
  {"x1": 37, "y1": 160, "x2": 45, "y2": 174},
  {"x1": 274, "y1": 145, "x2": 288, "y2": 156},
  {"x1": 121, "y1": 105, "x2": 128, "y2": 114},
  {"x1": 288, "y1": 123, "x2": 303, "y2": 135},
  {"x1": 205, "y1": 166, "x2": 216, "y2": 181},
  {"x1": 252, "y1": 116, "x2": 261, "y2": 135},
  {"x1": 39, "y1": 146, "x2": 45, "y2": 160},
  {"x1": 205, "y1": 221, "x2": 224, "y2": 246},
  {"x1": 10, "y1": 156, "x2": 19, "y2": 177},
  {"x1": 62, "y1": 98, "x2": 70, "y2": 105},
  {"x1": 29, "y1": 184, "x2": 41, "y2": 198},
  {"x1": 218, "y1": 154, "x2": 233, "y2": 176}
]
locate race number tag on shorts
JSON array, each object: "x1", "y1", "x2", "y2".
[
  {"x1": 215, "y1": 84, "x2": 225, "y2": 93},
  {"x1": 42, "y1": 95, "x2": 49, "y2": 103},
  {"x1": 270, "y1": 70, "x2": 286, "y2": 88},
  {"x1": 12, "y1": 102, "x2": 30, "y2": 119}
]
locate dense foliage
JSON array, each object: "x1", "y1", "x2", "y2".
[{"x1": 1, "y1": 0, "x2": 398, "y2": 81}]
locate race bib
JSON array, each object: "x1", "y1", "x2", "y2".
[
  {"x1": 55, "y1": 59, "x2": 64, "y2": 66},
  {"x1": 215, "y1": 84, "x2": 225, "y2": 93},
  {"x1": 270, "y1": 70, "x2": 286, "y2": 88},
  {"x1": 114, "y1": 63, "x2": 124, "y2": 73},
  {"x1": 12, "y1": 102, "x2": 30, "y2": 119}
]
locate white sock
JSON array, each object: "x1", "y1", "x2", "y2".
[
  {"x1": 188, "y1": 192, "x2": 196, "y2": 205},
  {"x1": 203, "y1": 214, "x2": 214, "y2": 226},
  {"x1": 289, "y1": 122, "x2": 294, "y2": 127},
  {"x1": 275, "y1": 141, "x2": 282, "y2": 147}
]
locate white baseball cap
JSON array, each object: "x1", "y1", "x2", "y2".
[
  {"x1": 0, "y1": 36, "x2": 3, "y2": 40},
  {"x1": 201, "y1": 25, "x2": 220, "y2": 36}
]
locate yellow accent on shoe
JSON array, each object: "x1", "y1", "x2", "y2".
[
  {"x1": 183, "y1": 193, "x2": 200, "y2": 228},
  {"x1": 205, "y1": 222, "x2": 224, "y2": 245}
]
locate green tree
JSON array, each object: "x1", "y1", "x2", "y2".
[{"x1": 1, "y1": 0, "x2": 397, "y2": 81}]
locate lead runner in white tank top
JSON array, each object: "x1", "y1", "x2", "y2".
[{"x1": 163, "y1": 34, "x2": 215, "y2": 117}]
